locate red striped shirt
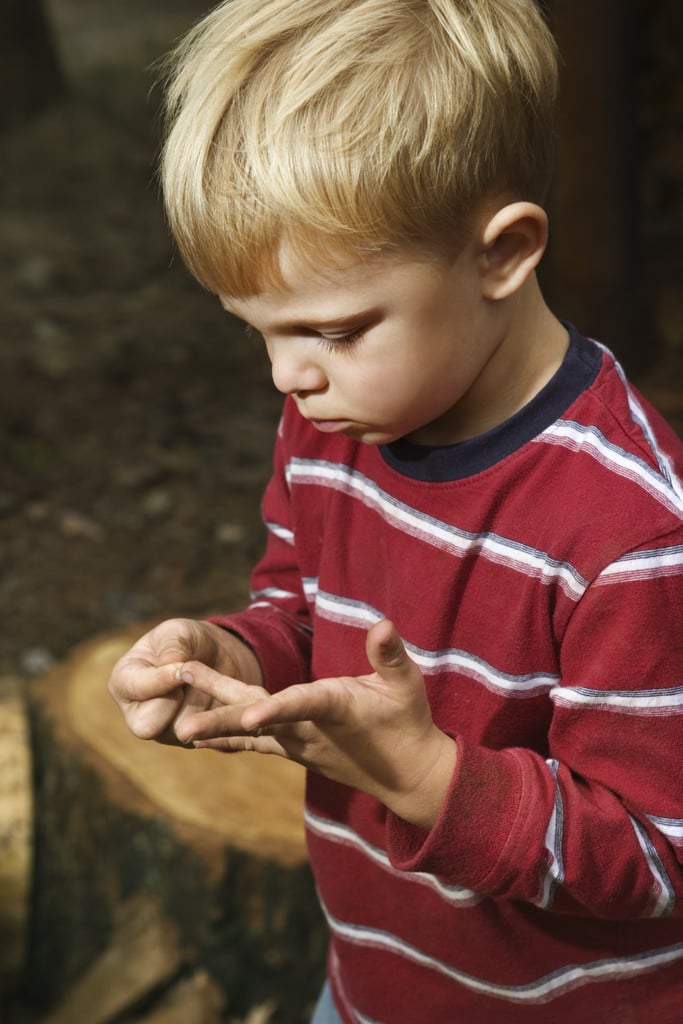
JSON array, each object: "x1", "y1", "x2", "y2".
[{"x1": 213, "y1": 329, "x2": 683, "y2": 1022}]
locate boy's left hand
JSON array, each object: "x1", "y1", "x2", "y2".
[{"x1": 174, "y1": 619, "x2": 457, "y2": 830}]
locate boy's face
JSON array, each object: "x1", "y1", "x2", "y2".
[{"x1": 222, "y1": 243, "x2": 507, "y2": 446}]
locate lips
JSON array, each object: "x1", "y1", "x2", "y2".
[{"x1": 309, "y1": 419, "x2": 353, "y2": 433}]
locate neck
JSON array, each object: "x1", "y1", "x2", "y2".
[{"x1": 411, "y1": 276, "x2": 569, "y2": 446}]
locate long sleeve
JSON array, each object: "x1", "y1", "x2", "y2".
[
  {"x1": 386, "y1": 519, "x2": 683, "y2": 921},
  {"x1": 209, "y1": 412, "x2": 313, "y2": 691},
  {"x1": 387, "y1": 533, "x2": 683, "y2": 919}
]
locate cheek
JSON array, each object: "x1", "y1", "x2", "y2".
[
  {"x1": 352, "y1": 363, "x2": 414, "y2": 404},
  {"x1": 362, "y1": 370, "x2": 431, "y2": 428}
]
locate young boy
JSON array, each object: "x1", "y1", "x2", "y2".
[{"x1": 109, "y1": 1, "x2": 683, "y2": 1020}]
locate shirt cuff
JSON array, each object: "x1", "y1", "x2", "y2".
[
  {"x1": 206, "y1": 608, "x2": 312, "y2": 693},
  {"x1": 385, "y1": 737, "x2": 527, "y2": 893}
]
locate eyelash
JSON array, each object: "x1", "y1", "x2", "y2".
[
  {"x1": 243, "y1": 324, "x2": 366, "y2": 353},
  {"x1": 317, "y1": 329, "x2": 365, "y2": 352}
]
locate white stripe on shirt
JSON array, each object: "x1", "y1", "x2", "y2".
[
  {"x1": 536, "y1": 420, "x2": 683, "y2": 516},
  {"x1": 593, "y1": 545, "x2": 683, "y2": 585},
  {"x1": 550, "y1": 684, "x2": 683, "y2": 716},
  {"x1": 306, "y1": 809, "x2": 481, "y2": 907},
  {"x1": 314, "y1": 589, "x2": 559, "y2": 697},
  {"x1": 286, "y1": 458, "x2": 588, "y2": 600},
  {"x1": 322, "y1": 900, "x2": 683, "y2": 1004},
  {"x1": 629, "y1": 815, "x2": 676, "y2": 918}
]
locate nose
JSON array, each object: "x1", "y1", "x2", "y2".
[{"x1": 267, "y1": 337, "x2": 327, "y2": 396}]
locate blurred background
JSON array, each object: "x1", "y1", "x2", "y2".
[
  {"x1": 0, "y1": 0, "x2": 285, "y2": 684},
  {"x1": 0, "y1": 0, "x2": 681, "y2": 1021},
  {"x1": 0, "y1": 0, "x2": 682, "y2": 679}
]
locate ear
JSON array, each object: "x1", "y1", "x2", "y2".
[{"x1": 478, "y1": 202, "x2": 548, "y2": 301}]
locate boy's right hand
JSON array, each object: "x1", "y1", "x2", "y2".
[{"x1": 107, "y1": 618, "x2": 261, "y2": 745}]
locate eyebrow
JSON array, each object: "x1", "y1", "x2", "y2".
[{"x1": 257, "y1": 307, "x2": 381, "y2": 335}]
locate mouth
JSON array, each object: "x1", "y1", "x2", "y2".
[{"x1": 309, "y1": 419, "x2": 354, "y2": 434}]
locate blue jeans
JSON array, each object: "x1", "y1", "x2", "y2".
[{"x1": 311, "y1": 981, "x2": 344, "y2": 1024}]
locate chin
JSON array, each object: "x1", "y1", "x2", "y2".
[{"x1": 344, "y1": 426, "x2": 400, "y2": 445}]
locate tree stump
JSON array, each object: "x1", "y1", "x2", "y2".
[{"x1": 24, "y1": 628, "x2": 327, "y2": 1023}]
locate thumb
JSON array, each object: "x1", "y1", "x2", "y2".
[
  {"x1": 366, "y1": 619, "x2": 416, "y2": 681},
  {"x1": 149, "y1": 619, "x2": 210, "y2": 668}
]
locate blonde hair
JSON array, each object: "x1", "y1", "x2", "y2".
[{"x1": 161, "y1": 0, "x2": 559, "y2": 296}]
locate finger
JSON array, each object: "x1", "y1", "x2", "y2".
[
  {"x1": 117, "y1": 657, "x2": 185, "y2": 699},
  {"x1": 192, "y1": 731, "x2": 288, "y2": 756},
  {"x1": 175, "y1": 660, "x2": 263, "y2": 705},
  {"x1": 240, "y1": 679, "x2": 344, "y2": 731},
  {"x1": 365, "y1": 619, "x2": 419, "y2": 684},
  {"x1": 176, "y1": 702, "x2": 257, "y2": 743},
  {"x1": 173, "y1": 661, "x2": 267, "y2": 742},
  {"x1": 151, "y1": 619, "x2": 207, "y2": 666},
  {"x1": 126, "y1": 693, "x2": 185, "y2": 740}
]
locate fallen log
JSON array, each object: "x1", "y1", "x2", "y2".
[
  {"x1": 25, "y1": 627, "x2": 327, "y2": 1024},
  {"x1": 0, "y1": 674, "x2": 32, "y2": 993}
]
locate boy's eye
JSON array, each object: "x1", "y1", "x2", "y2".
[{"x1": 317, "y1": 328, "x2": 365, "y2": 352}]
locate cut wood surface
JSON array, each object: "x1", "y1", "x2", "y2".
[{"x1": 60, "y1": 628, "x2": 307, "y2": 866}]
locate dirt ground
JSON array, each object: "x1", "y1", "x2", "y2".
[
  {"x1": 0, "y1": 0, "x2": 285, "y2": 682},
  {"x1": 0, "y1": 0, "x2": 682, "y2": 682}
]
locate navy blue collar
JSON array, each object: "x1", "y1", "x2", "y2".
[{"x1": 380, "y1": 324, "x2": 601, "y2": 482}]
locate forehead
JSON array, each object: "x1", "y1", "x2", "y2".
[{"x1": 220, "y1": 246, "x2": 439, "y2": 328}]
